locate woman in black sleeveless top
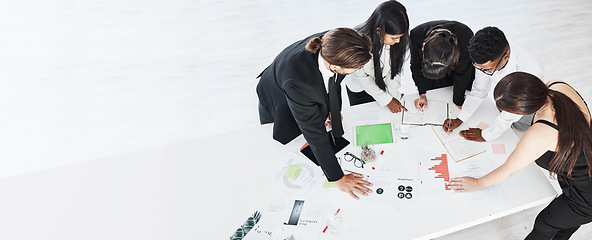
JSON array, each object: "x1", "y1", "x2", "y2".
[{"x1": 450, "y1": 72, "x2": 592, "y2": 239}]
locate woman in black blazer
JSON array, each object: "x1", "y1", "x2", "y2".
[
  {"x1": 410, "y1": 20, "x2": 475, "y2": 109},
  {"x1": 256, "y1": 28, "x2": 374, "y2": 199}
]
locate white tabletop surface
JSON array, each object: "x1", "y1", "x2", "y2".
[{"x1": 0, "y1": 88, "x2": 557, "y2": 240}]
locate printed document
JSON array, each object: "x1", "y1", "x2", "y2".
[
  {"x1": 432, "y1": 126, "x2": 486, "y2": 162},
  {"x1": 402, "y1": 100, "x2": 449, "y2": 125}
]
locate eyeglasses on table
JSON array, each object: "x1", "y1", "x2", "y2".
[{"x1": 343, "y1": 152, "x2": 365, "y2": 168}]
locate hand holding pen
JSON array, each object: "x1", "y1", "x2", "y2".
[
  {"x1": 443, "y1": 118, "x2": 463, "y2": 133},
  {"x1": 414, "y1": 94, "x2": 428, "y2": 111}
]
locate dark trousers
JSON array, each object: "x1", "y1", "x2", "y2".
[
  {"x1": 346, "y1": 87, "x2": 376, "y2": 106},
  {"x1": 258, "y1": 103, "x2": 274, "y2": 124},
  {"x1": 526, "y1": 192, "x2": 592, "y2": 239}
]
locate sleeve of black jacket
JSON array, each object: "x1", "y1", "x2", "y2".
[
  {"x1": 451, "y1": 25, "x2": 475, "y2": 106},
  {"x1": 283, "y1": 79, "x2": 344, "y2": 182}
]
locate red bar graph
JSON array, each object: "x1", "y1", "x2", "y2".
[{"x1": 428, "y1": 154, "x2": 451, "y2": 190}]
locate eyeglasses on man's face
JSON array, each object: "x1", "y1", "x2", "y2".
[{"x1": 473, "y1": 49, "x2": 509, "y2": 76}]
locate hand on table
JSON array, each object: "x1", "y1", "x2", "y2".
[
  {"x1": 336, "y1": 173, "x2": 373, "y2": 200},
  {"x1": 443, "y1": 118, "x2": 463, "y2": 132},
  {"x1": 413, "y1": 94, "x2": 427, "y2": 110},
  {"x1": 387, "y1": 98, "x2": 407, "y2": 113},
  {"x1": 460, "y1": 128, "x2": 486, "y2": 142},
  {"x1": 450, "y1": 177, "x2": 480, "y2": 192}
]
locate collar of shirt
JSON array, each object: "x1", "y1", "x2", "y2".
[{"x1": 318, "y1": 54, "x2": 335, "y2": 94}]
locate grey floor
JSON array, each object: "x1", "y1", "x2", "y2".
[{"x1": 2, "y1": 0, "x2": 592, "y2": 239}]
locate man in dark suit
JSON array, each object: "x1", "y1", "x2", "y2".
[{"x1": 257, "y1": 28, "x2": 373, "y2": 199}]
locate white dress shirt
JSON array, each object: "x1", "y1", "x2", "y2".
[
  {"x1": 318, "y1": 54, "x2": 334, "y2": 94},
  {"x1": 318, "y1": 54, "x2": 337, "y2": 131},
  {"x1": 457, "y1": 44, "x2": 544, "y2": 141},
  {"x1": 344, "y1": 45, "x2": 402, "y2": 106}
]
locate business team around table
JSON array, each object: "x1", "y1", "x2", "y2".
[{"x1": 256, "y1": 1, "x2": 592, "y2": 239}]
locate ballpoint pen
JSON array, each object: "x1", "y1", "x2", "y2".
[
  {"x1": 344, "y1": 169, "x2": 361, "y2": 175},
  {"x1": 447, "y1": 119, "x2": 452, "y2": 136}
]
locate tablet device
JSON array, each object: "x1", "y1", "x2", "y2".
[{"x1": 300, "y1": 131, "x2": 350, "y2": 165}]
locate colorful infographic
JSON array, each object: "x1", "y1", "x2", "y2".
[{"x1": 418, "y1": 152, "x2": 452, "y2": 192}]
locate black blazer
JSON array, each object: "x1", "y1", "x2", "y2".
[
  {"x1": 410, "y1": 20, "x2": 475, "y2": 106},
  {"x1": 256, "y1": 31, "x2": 345, "y2": 181}
]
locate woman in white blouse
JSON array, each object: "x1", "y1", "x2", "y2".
[{"x1": 345, "y1": 0, "x2": 409, "y2": 113}]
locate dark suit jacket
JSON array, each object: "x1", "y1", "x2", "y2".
[
  {"x1": 256, "y1": 31, "x2": 345, "y2": 181},
  {"x1": 410, "y1": 20, "x2": 475, "y2": 106}
]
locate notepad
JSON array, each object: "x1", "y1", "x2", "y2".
[
  {"x1": 402, "y1": 100, "x2": 449, "y2": 126},
  {"x1": 432, "y1": 126, "x2": 486, "y2": 162},
  {"x1": 492, "y1": 143, "x2": 507, "y2": 154},
  {"x1": 323, "y1": 180, "x2": 337, "y2": 188},
  {"x1": 355, "y1": 123, "x2": 394, "y2": 146},
  {"x1": 284, "y1": 165, "x2": 303, "y2": 179}
]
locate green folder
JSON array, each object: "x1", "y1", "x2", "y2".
[{"x1": 355, "y1": 123, "x2": 394, "y2": 146}]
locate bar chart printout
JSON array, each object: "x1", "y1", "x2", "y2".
[{"x1": 418, "y1": 153, "x2": 452, "y2": 192}]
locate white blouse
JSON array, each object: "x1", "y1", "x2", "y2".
[{"x1": 344, "y1": 45, "x2": 402, "y2": 107}]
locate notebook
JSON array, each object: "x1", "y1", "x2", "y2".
[
  {"x1": 432, "y1": 126, "x2": 486, "y2": 162},
  {"x1": 401, "y1": 100, "x2": 449, "y2": 126}
]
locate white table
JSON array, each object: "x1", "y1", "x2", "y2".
[
  {"x1": 0, "y1": 88, "x2": 557, "y2": 240},
  {"x1": 321, "y1": 88, "x2": 557, "y2": 239}
]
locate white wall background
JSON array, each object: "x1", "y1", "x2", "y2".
[{"x1": 1, "y1": 0, "x2": 591, "y2": 179}]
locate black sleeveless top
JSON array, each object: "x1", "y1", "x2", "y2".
[
  {"x1": 532, "y1": 82, "x2": 592, "y2": 209},
  {"x1": 533, "y1": 120, "x2": 591, "y2": 182},
  {"x1": 533, "y1": 81, "x2": 591, "y2": 182}
]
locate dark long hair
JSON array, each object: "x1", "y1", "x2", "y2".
[
  {"x1": 306, "y1": 28, "x2": 372, "y2": 69},
  {"x1": 494, "y1": 72, "x2": 592, "y2": 179},
  {"x1": 422, "y1": 29, "x2": 459, "y2": 79},
  {"x1": 356, "y1": 0, "x2": 409, "y2": 90}
]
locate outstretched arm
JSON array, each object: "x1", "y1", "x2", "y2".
[{"x1": 450, "y1": 125, "x2": 554, "y2": 192}]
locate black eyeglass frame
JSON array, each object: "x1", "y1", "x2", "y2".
[
  {"x1": 473, "y1": 49, "x2": 509, "y2": 76},
  {"x1": 343, "y1": 152, "x2": 365, "y2": 168}
]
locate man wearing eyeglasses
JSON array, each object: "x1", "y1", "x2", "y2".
[{"x1": 443, "y1": 26, "x2": 544, "y2": 142}]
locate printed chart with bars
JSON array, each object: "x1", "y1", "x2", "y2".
[{"x1": 418, "y1": 152, "x2": 452, "y2": 192}]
